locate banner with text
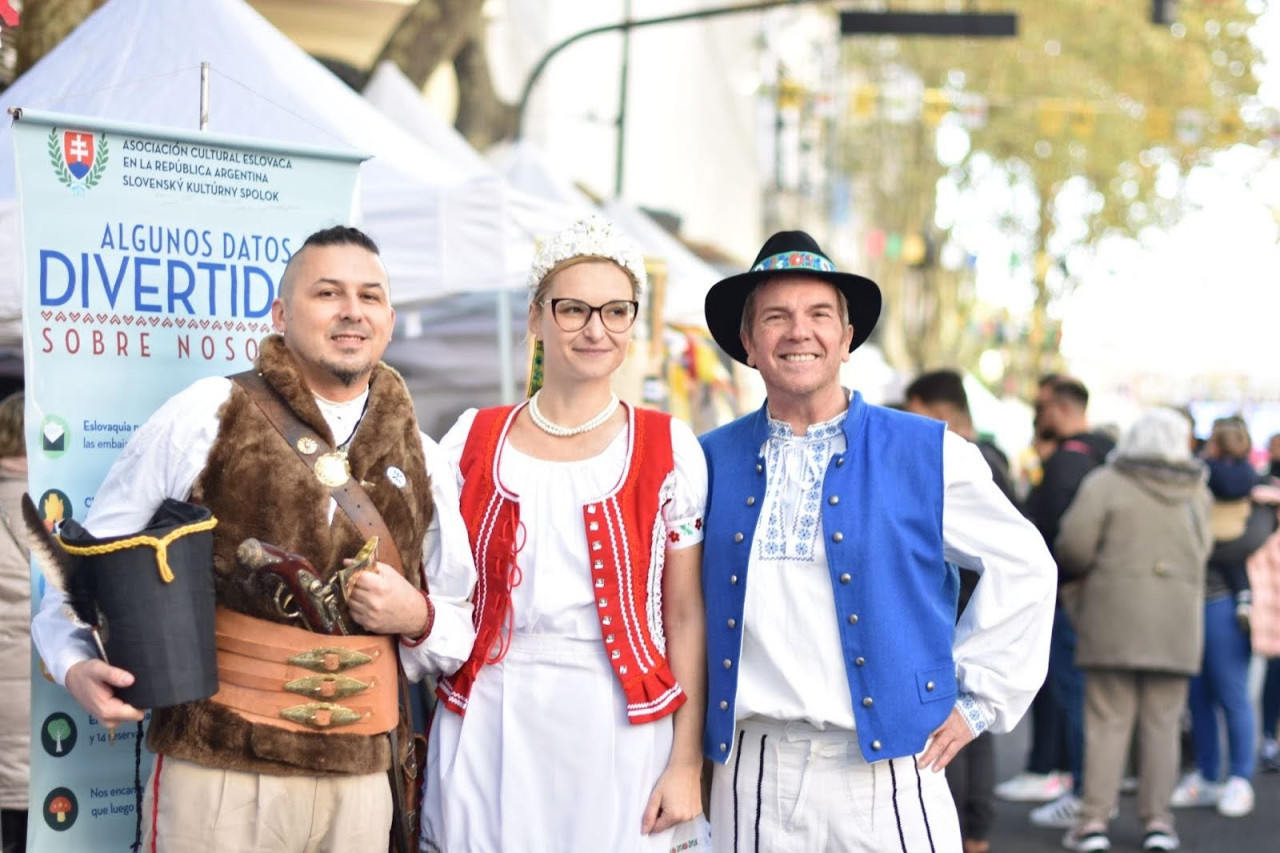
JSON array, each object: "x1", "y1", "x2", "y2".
[{"x1": 14, "y1": 108, "x2": 364, "y2": 852}]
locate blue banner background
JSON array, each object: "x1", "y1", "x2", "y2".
[{"x1": 15, "y1": 110, "x2": 363, "y2": 852}]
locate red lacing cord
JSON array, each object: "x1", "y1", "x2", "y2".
[{"x1": 485, "y1": 516, "x2": 526, "y2": 664}]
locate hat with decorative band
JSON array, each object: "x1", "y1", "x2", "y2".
[{"x1": 704, "y1": 230, "x2": 881, "y2": 366}]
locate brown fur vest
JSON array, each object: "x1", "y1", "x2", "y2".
[{"x1": 146, "y1": 335, "x2": 434, "y2": 776}]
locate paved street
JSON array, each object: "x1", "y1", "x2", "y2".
[{"x1": 987, "y1": 717, "x2": 1280, "y2": 852}]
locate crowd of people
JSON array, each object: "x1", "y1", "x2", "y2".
[
  {"x1": 979, "y1": 375, "x2": 1280, "y2": 852},
  {"x1": 2, "y1": 214, "x2": 1277, "y2": 853}
]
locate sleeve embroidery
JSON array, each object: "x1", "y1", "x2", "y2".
[
  {"x1": 956, "y1": 692, "x2": 992, "y2": 737},
  {"x1": 668, "y1": 517, "x2": 703, "y2": 544}
]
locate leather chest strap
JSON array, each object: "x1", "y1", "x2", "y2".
[{"x1": 231, "y1": 369, "x2": 404, "y2": 574}]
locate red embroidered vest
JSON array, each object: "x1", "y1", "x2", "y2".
[{"x1": 437, "y1": 403, "x2": 686, "y2": 725}]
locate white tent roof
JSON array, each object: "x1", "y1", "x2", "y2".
[
  {"x1": 363, "y1": 61, "x2": 493, "y2": 182},
  {"x1": 0, "y1": 0, "x2": 510, "y2": 332}
]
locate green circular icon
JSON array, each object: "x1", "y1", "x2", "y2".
[{"x1": 41, "y1": 711, "x2": 77, "y2": 757}]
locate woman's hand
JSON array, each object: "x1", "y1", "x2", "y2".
[{"x1": 641, "y1": 760, "x2": 703, "y2": 834}]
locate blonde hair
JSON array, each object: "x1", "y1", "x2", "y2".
[
  {"x1": 1211, "y1": 417, "x2": 1252, "y2": 461},
  {"x1": 530, "y1": 256, "x2": 642, "y2": 307},
  {"x1": 0, "y1": 392, "x2": 24, "y2": 458}
]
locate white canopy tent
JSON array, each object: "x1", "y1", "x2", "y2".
[{"x1": 0, "y1": 0, "x2": 512, "y2": 350}]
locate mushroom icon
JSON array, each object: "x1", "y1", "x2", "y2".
[{"x1": 49, "y1": 795, "x2": 72, "y2": 824}]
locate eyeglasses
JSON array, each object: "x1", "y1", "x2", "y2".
[{"x1": 540, "y1": 298, "x2": 639, "y2": 333}]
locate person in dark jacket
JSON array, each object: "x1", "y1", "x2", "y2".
[
  {"x1": 905, "y1": 368, "x2": 1019, "y2": 853},
  {"x1": 1023, "y1": 377, "x2": 1117, "y2": 830},
  {"x1": 906, "y1": 369, "x2": 1018, "y2": 505}
]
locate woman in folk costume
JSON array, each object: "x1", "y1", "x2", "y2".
[{"x1": 420, "y1": 215, "x2": 708, "y2": 852}]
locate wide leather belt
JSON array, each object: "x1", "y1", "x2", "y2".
[{"x1": 209, "y1": 607, "x2": 397, "y2": 735}]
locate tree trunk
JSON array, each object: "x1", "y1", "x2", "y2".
[
  {"x1": 369, "y1": 0, "x2": 482, "y2": 90},
  {"x1": 453, "y1": 36, "x2": 518, "y2": 149},
  {"x1": 367, "y1": 0, "x2": 518, "y2": 150},
  {"x1": 15, "y1": 0, "x2": 105, "y2": 77}
]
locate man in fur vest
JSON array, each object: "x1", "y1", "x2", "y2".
[
  {"x1": 699, "y1": 230, "x2": 1057, "y2": 850},
  {"x1": 32, "y1": 226, "x2": 477, "y2": 851}
]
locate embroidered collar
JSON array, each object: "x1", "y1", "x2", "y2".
[{"x1": 765, "y1": 407, "x2": 846, "y2": 442}]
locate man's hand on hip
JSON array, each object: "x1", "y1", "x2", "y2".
[
  {"x1": 64, "y1": 659, "x2": 145, "y2": 726},
  {"x1": 918, "y1": 706, "x2": 975, "y2": 772}
]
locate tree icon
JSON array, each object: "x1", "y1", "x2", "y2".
[{"x1": 46, "y1": 717, "x2": 71, "y2": 753}]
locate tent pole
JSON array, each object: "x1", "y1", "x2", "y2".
[
  {"x1": 497, "y1": 287, "x2": 515, "y2": 404},
  {"x1": 199, "y1": 62, "x2": 210, "y2": 130}
]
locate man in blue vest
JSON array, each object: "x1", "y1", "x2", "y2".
[{"x1": 699, "y1": 230, "x2": 1057, "y2": 850}]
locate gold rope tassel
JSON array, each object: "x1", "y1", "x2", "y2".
[{"x1": 58, "y1": 517, "x2": 219, "y2": 583}]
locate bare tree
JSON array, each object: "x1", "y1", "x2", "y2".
[{"x1": 14, "y1": 0, "x2": 106, "y2": 77}]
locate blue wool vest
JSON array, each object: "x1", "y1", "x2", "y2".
[{"x1": 700, "y1": 393, "x2": 958, "y2": 763}]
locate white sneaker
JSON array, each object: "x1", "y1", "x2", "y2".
[
  {"x1": 1142, "y1": 827, "x2": 1180, "y2": 851},
  {"x1": 1031, "y1": 793, "x2": 1082, "y2": 828},
  {"x1": 1061, "y1": 826, "x2": 1110, "y2": 852},
  {"x1": 1169, "y1": 772, "x2": 1220, "y2": 808},
  {"x1": 1216, "y1": 776, "x2": 1254, "y2": 817},
  {"x1": 995, "y1": 770, "x2": 1071, "y2": 802}
]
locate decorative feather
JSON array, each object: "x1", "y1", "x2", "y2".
[{"x1": 21, "y1": 492, "x2": 99, "y2": 629}]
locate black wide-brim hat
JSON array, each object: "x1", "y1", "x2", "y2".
[{"x1": 704, "y1": 230, "x2": 881, "y2": 366}]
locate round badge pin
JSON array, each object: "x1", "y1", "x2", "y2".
[
  {"x1": 296, "y1": 436, "x2": 318, "y2": 455},
  {"x1": 386, "y1": 465, "x2": 407, "y2": 488}
]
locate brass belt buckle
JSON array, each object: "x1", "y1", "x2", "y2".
[
  {"x1": 280, "y1": 702, "x2": 365, "y2": 729},
  {"x1": 288, "y1": 646, "x2": 375, "y2": 673},
  {"x1": 284, "y1": 674, "x2": 372, "y2": 700}
]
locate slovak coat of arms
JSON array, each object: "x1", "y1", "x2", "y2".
[{"x1": 48, "y1": 127, "x2": 108, "y2": 194}]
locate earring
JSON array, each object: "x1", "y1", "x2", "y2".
[{"x1": 526, "y1": 338, "x2": 545, "y2": 398}]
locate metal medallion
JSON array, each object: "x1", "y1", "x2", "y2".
[
  {"x1": 386, "y1": 465, "x2": 407, "y2": 488},
  {"x1": 296, "y1": 435, "x2": 318, "y2": 455},
  {"x1": 314, "y1": 450, "x2": 351, "y2": 488}
]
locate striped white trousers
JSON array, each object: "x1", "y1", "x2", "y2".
[{"x1": 710, "y1": 719, "x2": 962, "y2": 853}]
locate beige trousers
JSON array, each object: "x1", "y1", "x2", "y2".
[
  {"x1": 1079, "y1": 669, "x2": 1188, "y2": 828},
  {"x1": 140, "y1": 754, "x2": 392, "y2": 853}
]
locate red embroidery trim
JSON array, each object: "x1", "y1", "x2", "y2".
[
  {"x1": 485, "y1": 517, "x2": 526, "y2": 664},
  {"x1": 149, "y1": 753, "x2": 163, "y2": 853}
]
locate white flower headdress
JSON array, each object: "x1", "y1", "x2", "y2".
[{"x1": 527, "y1": 214, "x2": 647, "y2": 293}]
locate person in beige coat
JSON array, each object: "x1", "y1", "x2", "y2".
[
  {"x1": 0, "y1": 392, "x2": 28, "y2": 853},
  {"x1": 1055, "y1": 408, "x2": 1212, "y2": 853}
]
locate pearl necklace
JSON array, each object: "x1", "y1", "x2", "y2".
[{"x1": 527, "y1": 391, "x2": 620, "y2": 437}]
